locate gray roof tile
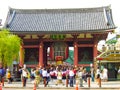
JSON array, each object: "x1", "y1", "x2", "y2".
[{"x1": 4, "y1": 6, "x2": 116, "y2": 34}]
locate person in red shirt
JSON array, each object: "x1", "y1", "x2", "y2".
[{"x1": 73, "y1": 67, "x2": 77, "y2": 84}]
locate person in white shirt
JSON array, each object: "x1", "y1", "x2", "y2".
[
  {"x1": 42, "y1": 68, "x2": 48, "y2": 86},
  {"x1": 96, "y1": 67, "x2": 100, "y2": 79},
  {"x1": 69, "y1": 68, "x2": 74, "y2": 87},
  {"x1": 22, "y1": 64, "x2": 29, "y2": 87}
]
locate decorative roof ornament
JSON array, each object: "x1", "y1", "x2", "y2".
[
  {"x1": 103, "y1": 8, "x2": 109, "y2": 25},
  {"x1": 6, "y1": 10, "x2": 16, "y2": 28}
]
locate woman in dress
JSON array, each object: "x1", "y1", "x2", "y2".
[{"x1": 102, "y1": 66, "x2": 108, "y2": 82}]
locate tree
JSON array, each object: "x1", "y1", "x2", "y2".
[{"x1": 0, "y1": 29, "x2": 21, "y2": 67}]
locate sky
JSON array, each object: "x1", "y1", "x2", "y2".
[{"x1": 0, "y1": 0, "x2": 120, "y2": 48}]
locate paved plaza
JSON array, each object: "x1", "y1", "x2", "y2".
[{"x1": 2, "y1": 80, "x2": 120, "y2": 89}]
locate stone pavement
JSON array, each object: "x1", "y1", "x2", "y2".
[{"x1": 2, "y1": 80, "x2": 120, "y2": 89}]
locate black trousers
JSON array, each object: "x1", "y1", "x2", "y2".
[
  {"x1": 22, "y1": 77, "x2": 27, "y2": 87},
  {"x1": 0, "y1": 75, "x2": 2, "y2": 82}
]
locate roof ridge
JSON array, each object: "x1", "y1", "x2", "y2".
[{"x1": 9, "y1": 5, "x2": 111, "y2": 14}]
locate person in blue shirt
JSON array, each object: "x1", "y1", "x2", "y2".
[{"x1": 0, "y1": 65, "x2": 5, "y2": 86}]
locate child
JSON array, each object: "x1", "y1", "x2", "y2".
[{"x1": 7, "y1": 70, "x2": 12, "y2": 84}]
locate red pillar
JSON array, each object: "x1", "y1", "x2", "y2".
[
  {"x1": 49, "y1": 46, "x2": 53, "y2": 59},
  {"x1": 93, "y1": 42, "x2": 98, "y2": 58},
  {"x1": 74, "y1": 42, "x2": 78, "y2": 66},
  {"x1": 65, "y1": 45, "x2": 69, "y2": 59},
  {"x1": 93, "y1": 42, "x2": 98, "y2": 69},
  {"x1": 19, "y1": 45, "x2": 23, "y2": 67},
  {"x1": 39, "y1": 42, "x2": 44, "y2": 67}
]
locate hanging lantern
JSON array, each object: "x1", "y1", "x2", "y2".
[{"x1": 49, "y1": 42, "x2": 69, "y2": 60}]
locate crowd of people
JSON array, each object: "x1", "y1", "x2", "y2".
[
  {"x1": 18, "y1": 65, "x2": 94, "y2": 87},
  {"x1": 0, "y1": 64, "x2": 120, "y2": 87}
]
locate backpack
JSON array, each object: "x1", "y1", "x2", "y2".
[
  {"x1": 7, "y1": 72, "x2": 11, "y2": 78},
  {"x1": 0, "y1": 69, "x2": 4, "y2": 76}
]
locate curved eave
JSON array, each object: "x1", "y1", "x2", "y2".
[{"x1": 9, "y1": 28, "x2": 116, "y2": 35}]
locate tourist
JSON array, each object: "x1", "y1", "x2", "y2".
[
  {"x1": 22, "y1": 64, "x2": 29, "y2": 87},
  {"x1": 30, "y1": 68, "x2": 35, "y2": 80},
  {"x1": 78, "y1": 67, "x2": 84, "y2": 87},
  {"x1": 90, "y1": 66, "x2": 95, "y2": 82},
  {"x1": 82, "y1": 67, "x2": 87, "y2": 82},
  {"x1": 7, "y1": 70, "x2": 13, "y2": 84},
  {"x1": 96, "y1": 67, "x2": 101, "y2": 84},
  {"x1": 47, "y1": 68, "x2": 51, "y2": 85},
  {"x1": 73, "y1": 66, "x2": 77, "y2": 84},
  {"x1": 96, "y1": 67, "x2": 100, "y2": 78},
  {"x1": 42, "y1": 67, "x2": 48, "y2": 86},
  {"x1": 34, "y1": 70, "x2": 40, "y2": 87},
  {"x1": 69, "y1": 68, "x2": 74, "y2": 87},
  {"x1": 50, "y1": 67, "x2": 55, "y2": 81},
  {"x1": 56, "y1": 68, "x2": 63, "y2": 85},
  {"x1": 102, "y1": 66, "x2": 108, "y2": 82},
  {"x1": 0, "y1": 64, "x2": 5, "y2": 86}
]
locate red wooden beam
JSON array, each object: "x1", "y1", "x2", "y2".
[
  {"x1": 78, "y1": 44, "x2": 94, "y2": 47},
  {"x1": 23, "y1": 45, "x2": 39, "y2": 48}
]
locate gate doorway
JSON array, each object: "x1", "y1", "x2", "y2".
[{"x1": 24, "y1": 48, "x2": 39, "y2": 65}]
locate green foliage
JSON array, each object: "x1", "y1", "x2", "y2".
[
  {"x1": 106, "y1": 39, "x2": 117, "y2": 44},
  {"x1": 0, "y1": 29, "x2": 21, "y2": 67}
]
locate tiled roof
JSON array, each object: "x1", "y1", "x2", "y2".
[{"x1": 4, "y1": 6, "x2": 116, "y2": 34}]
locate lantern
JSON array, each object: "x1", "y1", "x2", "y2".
[{"x1": 49, "y1": 42, "x2": 69, "y2": 60}]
